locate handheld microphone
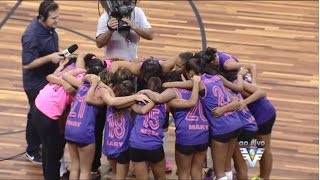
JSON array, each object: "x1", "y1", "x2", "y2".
[{"x1": 60, "y1": 44, "x2": 78, "y2": 57}]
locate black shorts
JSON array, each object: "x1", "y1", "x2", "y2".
[
  {"x1": 129, "y1": 146, "x2": 164, "y2": 163},
  {"x1": 257, "y1": 114, "x2": 276, "y2": 135},
  {"x1": 107, "y1": 149, "x2": 130, "y2": 164},
  {"x1": 212, "y1": 129, "x2": 241, "y2": 143},
  {"x1": 237, "y1": 130, "x2": 256, "y2": 143},
  {"x1": 175, "y1": 143, "x2": 208, "y2": 155},
  {"x1": 66, "y1": 140, "x2": 90, "y2": 148}
]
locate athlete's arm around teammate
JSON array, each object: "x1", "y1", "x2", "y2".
[{"x1": 84, "y1": 74, "x2": 150, "y2": 107}]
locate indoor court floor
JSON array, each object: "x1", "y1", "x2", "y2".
[{"x1": 0, "y1": 1, "x2": 318, "y2": 179}]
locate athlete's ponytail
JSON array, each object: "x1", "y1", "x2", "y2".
[{"x1": 147, "y1": 77, "x2": 162, "y2": 93}]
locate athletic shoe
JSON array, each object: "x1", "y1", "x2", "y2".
[
  {"x1": 60, "y1": 170, "x2": 70, "y2": 180},
  {"x1": 91, "y1": 170, "x2": 101, "y2": 180},
  {"x1": 26, "y1": 152, "x2": 42, "y2": 164},
  {"x1": 233, "y1": 172, "x2": 238, "y2": 180},
  {"x1": 204, "y1": 168, "x2": 214, "y2": 180}
]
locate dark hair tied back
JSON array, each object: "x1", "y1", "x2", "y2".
[
  {"x1": 194, "y1": 47, "x2": 217, "y2": 64},
  {"x1": 141, "y1": 57, "x2": 162, "y2": 81},
  {"x1": 164, "y1": 70, "x2": 182, "y2": 82},
  {"x1": 178, "y1": 52, "x2": 194, "y2": 62},
  {"x1": 185, "y1": 58, "x2": 203, "y2": 75},
  {"x1": 99, "y1": 69, "x2": 114, "y2": 85},
  {"x1": 83, "y1": 53, "x2": 103, "y2": 74},
  {"x1": 114, "y1": 80, "x2": 135, "y2": 97},
  {"x1": 147, "y1": 77, "x2": 162, "y2": 93},
  {"x1": 206, "y1": 47, "x2": 217, "y2": 55}
]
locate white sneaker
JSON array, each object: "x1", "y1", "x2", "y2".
[{"x1": 25, "y1": 152, "x2": 42, "y2": 164}]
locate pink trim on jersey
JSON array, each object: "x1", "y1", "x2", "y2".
[
  {"x1": 200, "y1": 77, "x2": 207, "y2": 100},
  {"x1": 173, "y1": 88, "x2": 182, "y2": 99},
  {"x1": 163, "y1": 102, "x2": 167, "y2": 112},
  {"x1": 35, "y1": 72, "x2": 85, "y2": 120}
]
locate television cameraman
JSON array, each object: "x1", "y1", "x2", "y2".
[
  {"x1": 92, "y1": 1, "x2": 153, "y2": 178},
  {"x1": 96, "y1": 0, "x2": 154, "y2": 61}
]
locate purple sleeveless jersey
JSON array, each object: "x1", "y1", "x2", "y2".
[
  {"x1": 171, "y1": 88, "x2": 209, "y2": 145},
  {"x1": 247, "y1": 98, "x2": 276, "y2": 125},
  {"x1": 217, "y1": 52, "x2": 239, "y2": 71},
  {"x1": 217, "y1": 52, "x2": 252, "y2": 83},
  {"x1": 229, "y1": 89, "x2": 258, "y2": 132},
  {"x1": 129, "y1": 103, "x2": 166, "y2": 150},
  {"x1": 200, "y1": 74, "x2": 242, "y2": 135},
  {"x1": 65, "y1": 82, "x2": 98, "y2": 144},
  {"x1": 103, "y1": 107, "x2": 132, "y2": 158}
]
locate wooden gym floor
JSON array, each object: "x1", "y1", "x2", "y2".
[{"x1": 0, "y1": 1, "x2": 318, "y2": 179}]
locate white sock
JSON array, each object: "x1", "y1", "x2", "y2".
[
  {"x1": 206, "y1": 147, "x2": 214, "y2": 169},
  {"x1": 60, "y1": 157, "x2": 67, "y2": 177},
  {"x1": 225, "y1": 171, "x2": 233, "y2": 180},
  {"x1": 216, "y1": 176, "x2": 228, "y2": 180}
]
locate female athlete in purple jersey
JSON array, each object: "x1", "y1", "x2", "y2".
[
  {"x1": 62, "y1": 55, "x2": 105, "y2": 180},
  {"x1": 240, "y1": 82, "x2": 276, "y2": 180},
  {"x1": 103, "y1": 80, "x2": 136, "y2": 179},
  {"x1": 84, "y1": 70, "x2": 150, "y2": 178},
  {"x1": 163, "y1": 58, "x2": 250, "y2": 180},
  {"x1": 215, "y1": 69, "x2": 260, "y2": 180},
  {"x1": 33, "y1": 53, "x2": 104, "y2": 179},
  {"x1": 111, "y1": 56, "x2": 177, "y2": 171},
  {"x1": 129, "y1": 77, "x2": 171, "y2": 180},
  {"x1": 140, "y1": 70, "x2": 208, "y2": 180},
  {"x1": 197, "y1": 47, "x2": 257, "y2": 83},
  {"x1": 174, "y1": 52, "x2": 194, "y2": 72}
]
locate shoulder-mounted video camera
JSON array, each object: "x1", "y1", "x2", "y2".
[{"x1": 102, "y1": 0, "x2": 137, "y2": 32}]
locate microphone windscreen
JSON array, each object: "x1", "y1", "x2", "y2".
[{"x1": 68, "y1": 44, "x2": 78, "y2": 54}]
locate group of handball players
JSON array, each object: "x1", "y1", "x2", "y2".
[{"x1": 35, "y1": 46, "x2": 276, "y2": 180}]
